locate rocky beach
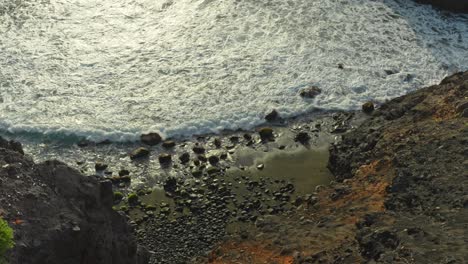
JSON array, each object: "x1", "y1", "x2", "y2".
[
  {"x1": 0, "y1": 70, "x2": 466, "y2": 263},
  {"x1": 1, "y1": 0, "x2": 468, "y2": 263}
]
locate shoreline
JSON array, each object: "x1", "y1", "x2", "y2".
[{"x1": 1, "y1": 71, "x2": 466, "y2": 263}]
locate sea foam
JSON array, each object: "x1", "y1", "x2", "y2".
[{"x1": 0, "y1": 0, "x2": 467, "y2": 142}]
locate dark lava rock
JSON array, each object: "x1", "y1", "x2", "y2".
[
  {"x1": 95, "y1": 162, "x2": 108, "y2": 171},
  {"x1": 0, "y1": 137, "x2": 24, "y2": 155},
  {"x1": 258, "y1": 127, "x2": 274, "y2": 141},
  {"x1": 243, "y1": 133, "x2": 252, "y2": 140},
  {"x1": 362, "y1": 101, "x2": 375, "y2": 113},
  {"x1": 213, "y1": 138, "x2": 222, "y2": 148},
  {"x1": 219, "y1": 153, "x2": 228, "y2": 160},
  {"x1": 208, "y1": 155, "x2": 219, "y2": 165},
  {"x1": 338, "y1": 63, "x2": 344, "y2": 69},
  {"x1": 162, "y1": 140, "x2": 176, "y2": 149},
  {"x1": 163, "y1": 177, "x2": 178, "y2": 193},
  {"x1": 140, "y1": 132, "x2": 162, "y2": 146},
  {"x1": 414, "y1": 0, "x2": 468, "y2": 13},
  {"x1": 294, "y1": 132, "x2": 310, "y2": 144},
  {"x1": 130, "y1": 147, "x2": 150, "y2": 160},
  {"x1": 119, "y1": 169, "x2": 130, "y2": 176},
  {"x1": 0, "y1": 138, "x2": 148, "y2": 264},
  {"x1": 299, "y1": 86, "x2": 322, "y2": 99},
  {"x1": 197, "y1": 155, "x2": 208, "y2": 163},
  {"x1": 265, "y1": 109, "x2": 279, "y2": 122},
  {"x1": 158, "y1": 153, "x2": 172, "y2": 164},
  {"x1": 179, "y1": 152, "x2": 190, "y2": 164},
  {"x1": 192, "y1": 145, "x2": 205, "y2": 154}
]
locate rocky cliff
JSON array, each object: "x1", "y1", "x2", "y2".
[
  {"x1": 415, "y1": 0, "x2": 468, "y2": 13},
  {"x1": 0, "y1": 139, "x2": 148, "y2": 264}
]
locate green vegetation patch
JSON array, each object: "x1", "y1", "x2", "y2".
[{"x1": 0, "y1": 218, "x2": 14, "y2": 262}]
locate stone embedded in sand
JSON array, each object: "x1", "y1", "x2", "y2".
[
  {"x1": 158, "y1": 153, "x2": 172, "y2": 164},
  {"x1": 179, "y1": 152, "x2": 190, "y2": 164},
  {"x1": 163, "y1": 177, "x2": 177, "y2": 193},
  {"x1": 294, "y1": 132, "x2": 310, "y2": 144},
  {"x1": 213, "y1": 138, "x2": 222, "y2": 148},
  {"x1": 130, "y1": 147, "x2": 150, "y2": 160},
  {"x1": 257, "y1": 164, "x2": 264, "y2": 170},
  {"x1": 197, "y1": 154, "x2": 208, "y2": 163},
  {"x1": 140, "y1": 132, "x2": 162, "y2": 146},
  {"x1": 299, "y1": 86, "x2": 322, "y2": 99},
  {"x1": 95, "y1": 162, "x2": 108, "y2": 171},
  {"x1": 362, "y1": 101, "x2": 375, "y2": 113},
  {"x1": 162, "y1": 140, "x2": 176, "y2": 149},
  {"x1": 265, "y1": 109, "x2": 279, "y2": 122},
  {"x1": 192, "y1": 145, "x2": 205, "y2": 154},
  {"x1": 208, "y1": 155, "x2": 219, "y2": 165},
  {"x1": 118, "y1": 169, "x2": 130, "y2": 176},
  {"x1": 258, "y1": 127, "x2": 274, "y2": 140},
  {"x1": 338, "y1": 63, "x2": 344, "y2": 69}
]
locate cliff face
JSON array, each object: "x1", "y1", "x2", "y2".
[
  {"x1": 328, "y1": 71, "x2": 468, "y2": 262},
  {"x1": 0, "y1": 139, "x2": 148, "y2": 264},
  {"x1": 415, "y1": 0, "x2": 468, "y2": 13}
]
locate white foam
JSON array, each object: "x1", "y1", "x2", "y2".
[{"x1": 0, "y1": 0, "x2": 467, "y2": 142}]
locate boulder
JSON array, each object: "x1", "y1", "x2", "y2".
[
  {"x1": 158, "y1": 153, "x2": 172, "y2": 164},
  {"x1": 130, "y1": 147, "x2": 150, "y2": 160},
  {"x1": 299, "y1": 86, "x2": 322, "y2": 99},
  {"x1": 140, "y1": 133, "x2": 162, "y2": 146},
  {"x1": 294, "y1": 132, "x2": 310, "y2": 144},
  {"x1": 362, "y1": 102, "x2": 375, "y2": 114},
  {"x1": 162, "y1": 140, "x2": 176, "y2": 149},
  {"x1": 258, "y1": 127, "x2": 274, "y2": 141},
  {"x1": 192, "y1": 145, "x2": 205, "y2": 154},
  {"x1": 265, "y1": 110, "x2": 279, "y2": 122},
  {"x1": 179, "y1": 152, "x2": 190, "y2": 164}
]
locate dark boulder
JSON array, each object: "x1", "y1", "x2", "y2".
[
  {"x1": 179, "y1": 152, "x2": 190, "y2": 164},
  {"x1": 299, "y1": 86, "x2": 322, "y2": 99},
  {"x1": 192, "y1": 145, "x2": 205, "y2": 154},
  {"x1": 362, "y1": 101, "x2": 375, "y2": 114},
  {"x1": 258, "y1": 127, "x2": 274, "y2": 141},
  {"x1": 158, "y1": 153, "x2": 172, "y2": 164},
  {"x1": 162, "y1": 140, "x2": 176, "y2": 149},
  {"x1": 140, "y1": 133, "x2": 162, "y2": 146},
  {"x1": 208, "y1": 155, "x2": 219, "y2": 165},
  {"x1": 265, "y1": 110, "x2": 279, "y2": 122},
  {"x1": 130, "y1": 147, "x2": 150, "y2": 160},
  {"x1": 95, "y1": 162, "x2": 108, "y2": 171},
  {"x1": 294, "y1": 132, "x2": 310, "y2": 144}
]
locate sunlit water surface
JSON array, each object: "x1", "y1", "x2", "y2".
[{"x1": 0, "y1": 0, "x2": 467, "y2": 142}]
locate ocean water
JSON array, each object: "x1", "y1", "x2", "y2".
[{"x1": 0, "y1": 0, "x2": 467, "y2": 142}]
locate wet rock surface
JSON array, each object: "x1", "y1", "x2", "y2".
[{"x1": 0, "y1": 139, "x2": 147, "y2": 264}]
